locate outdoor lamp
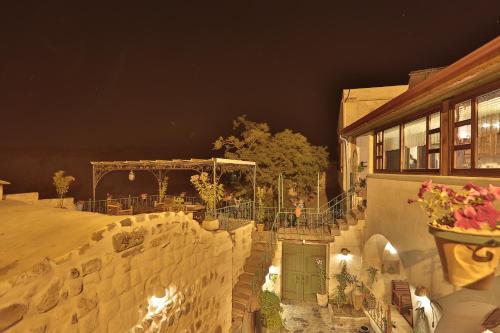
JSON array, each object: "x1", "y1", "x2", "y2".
[
  {"x1": 341, "y1": 248, "x2": 350, "y2": 256},
  {"x1": 128, "y1": 170, "x2": 135, "y2": 181}
]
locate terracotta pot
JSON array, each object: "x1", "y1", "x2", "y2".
[
  {"x1": 316, "y1": 293, "x2": 329, "y2": 307},
  {"x1": 257, "y1": 223, "x2": 265, "y2": 232},
  {"x1": 352, "y1": 288, "x2": 364, "y2": 311},
  {"x1": 202, "y1": 219, "x2": 219, "y2": 231},
  {"x1": 429, "y1": 225, "x2": 500, "y2": 290}
]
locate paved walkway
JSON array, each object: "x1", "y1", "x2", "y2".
[{"x1": 281, "y1": 300, "x2": 336, "y2": 333}]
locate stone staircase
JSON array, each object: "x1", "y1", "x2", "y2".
[{"x1": 231, "y1": 231, "x2": 275, "y2": 332}]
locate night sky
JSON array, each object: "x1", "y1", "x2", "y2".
[{"x1": 1, "y1": 1, "x2": 499, "y2": 198}]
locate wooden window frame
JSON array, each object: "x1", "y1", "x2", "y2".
[
  {"x1": 450, "y1": 82, "x2": 500, "y2": 177},
  {"x1": 374, "y1": 107, "x2": 441, "y2": 174}
]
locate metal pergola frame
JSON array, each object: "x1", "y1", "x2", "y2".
[{"x1": 90, "y1": 158, "x2": 257, "y2": 218}]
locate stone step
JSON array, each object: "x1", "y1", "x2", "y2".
[
  {"x1": 234, "y1": 289, "x2": 251, "y2": 300},
  {"x1": 233, "y1": 300, "x2": 247, "y2": 313},
  {"x1": 231, "y1": 319, "x2": 243, "y2": 333},
  {"x1": 346, "y1": 215, "x2": 357, "y2": 226},
  {"x1": 233, "y1": 292, "x2": 249, "y2": 306},
  {"x1": 232, "y1": 305, "x2": 245, "y2": 319}
]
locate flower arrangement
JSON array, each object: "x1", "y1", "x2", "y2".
[{"x1": 409, "y1": 180, "x2": 500, "y2": 233}]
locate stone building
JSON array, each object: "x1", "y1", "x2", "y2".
[{"x1": 338, "y1": 36, "x2": 500, "y2": 332}]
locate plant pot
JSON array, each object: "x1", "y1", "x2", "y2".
[
  {"x1": 429, "y1": 225, "x2": 500, "y2": 290},
  {"x1": 257, "y1": 223, "x2": 265, "y2": 232},
  {"x1": 202, "y1": 219, "x2": 219, "y2": 231},
  {"x1": 316, "y1": 293, "x2": 329, "y2": 307},
  {"x1": 352, "y1": 288, "x2": 364, "y2": 311}
]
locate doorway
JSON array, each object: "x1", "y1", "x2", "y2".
[{"x1": 282, "y1": 242, "x2": 327, "y2": 301}]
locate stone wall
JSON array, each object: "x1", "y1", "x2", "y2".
[
  {"x1": 0, "y1": 212, "x2": 243, "y2": 333},
  {"x1": 231, "y1": 223, "x2": 253, "y2": 288},
  {"x1": 3, "y1": 192, "x2": 39, "y2": 203}
]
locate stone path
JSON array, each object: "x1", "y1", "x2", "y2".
[{"x1": 281, "y1": 300, "x2": 336, "y2": 333}]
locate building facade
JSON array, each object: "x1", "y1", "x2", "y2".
[{"x1": 338, "y1": 37, "x2": 500, "y2": 332}]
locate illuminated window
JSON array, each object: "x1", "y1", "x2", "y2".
[
  {"x1": 404, "y1": 117, "x2": 426, "y2": 169},
  {"x1": 383, "y1": 126, "x2": 400, "y2": 171},
  {"x1": 453, "y1": 100, "x2": 472, "y2": 169},
  {"x1": 476, "y1": 89, "x2": 500, "y2": 169}
]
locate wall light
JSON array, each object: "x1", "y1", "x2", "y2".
[
  {"x1": 385, "y1": 242, "x2": 397, "y2": 255},
  {"x1": 128, "y1": 170, "x2": 135, "y2": 181},
  {"x1": 337, "y1": 248, "x2": 352, "y2": 262}
]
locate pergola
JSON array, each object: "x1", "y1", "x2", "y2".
[{"x1": 90, "y1": 158, "x2": 257, "y2": 216}]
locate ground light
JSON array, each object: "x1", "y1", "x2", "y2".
[
  {"x1": 129, "y1": 170, "x2": 135, "y2": 181},
  {"x1": 415, "y1": 286, "x2": 439, "y2": 328}
]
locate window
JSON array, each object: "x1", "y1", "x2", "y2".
[
  {"x1": 453, "y1": 100, "x2": 472, "y2": 169},
  {"x1": 383, "y1": 126, "x2": 400, "y2": 171},
  {"x1": 451, "y1": 87, "x2": 500, "y2": 172},
  {"x1": 375, "y1": 111, "x2": 441, "y2": 173},
  {"x1": 476, "y1": 89, "x2": 500, "y2": 168},
  {"x1": 404, "y1": 117, "x2": 426, "y2": 169}
]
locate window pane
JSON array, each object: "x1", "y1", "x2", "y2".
[
  {"x1": 476, "y1": 89, "x2": 500, "y2": 169},
  {"x1": 376, "y1": 131, "x2": 383, "y2": 144},
  {"x1": 454, "y1": 149, "x2": 471, "y2": 169},
  {"x1": 429, "y1": 112, "x2": 440, "y2": 130},
  {"x1": 403, "y1": 117, "x2": 426, "y2": 169},
  {"x1": 454, "y1": 100, "x2": 471, "y2": 122},
  {"x1": 429, "y1": 132, "x2": 440, "y2": 150},
  {"x1": 429, "y1": 153, "x2": 440, "y2": 169},
  {"x1": 454, "y1": 124, "x2": 471, "y2": 145},
  {"x1": 383, "y1": 126, "x2": 400, "y2": 170},
  {"x1": 376, "y1": 145, "x2": 383, "y2": 156}
]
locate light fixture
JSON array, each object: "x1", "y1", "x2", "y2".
[
  {"x1": 128, "y1": 170, "x2": 135, "y2": 181},
  {"x1": 385, "y1": 242, "x2": 398, "y2": 255},
  {"x1": 338, "y1": 248, "x2": 352, "y2": 262}
]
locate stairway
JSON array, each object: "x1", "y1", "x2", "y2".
[{"x1": 231, "y1": 231, "x2": 275, "y2": 332}]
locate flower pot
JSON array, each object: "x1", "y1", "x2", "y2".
[
  {"x1": 202, "y1": 219, "x2": 219, "y2": 231},
  {"x1": 316, "y1": 293, "x2": 329, "y2": 307},
  {"x1": 429, "y1": 225, "x2": 500, "y2": 290},
  {"x1": 352, "y1": 288, "x2": 364, "y2": 311},
  {"x1": 257, "y1": 223, "x2": 265, "y2": 232}
]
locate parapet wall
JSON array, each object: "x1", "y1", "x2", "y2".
[{"x1": 0, "y1": 212, "x2": 239, "y2": 333}]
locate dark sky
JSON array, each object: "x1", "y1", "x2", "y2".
[{"x1": 0, "y1": 1, "x2": 499, "y2": 197}]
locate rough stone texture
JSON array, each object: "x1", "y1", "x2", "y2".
[
  {"x1": 0, "y1": 212, "x2": 252, "y2": 333},
  {"x1": 0, "y1": 304, "x2": 27, "y2": 332},
  {"x1": 112, "y1": 228, "x2": 146, "y2": 252}
]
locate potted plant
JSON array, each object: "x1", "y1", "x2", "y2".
[
  {"x1": 190, "y1": 172, "x2": 225, "y2": 231},
  {"x1": 158, "y1": 176, "x2": 169, "y2": 203},
  {"x1": 409, "y1": 181, "x2": 500, "y2": 289},
  {"x1": 256, "y1": 186, "x2": 265, "y2": 232},
  {"x1": 315, "y1": 258, "x2": 328, "y2": 307},
  {"x1": 332, "y1": 261, "x2": 357, "y2": 310},
  {"x1": 258, "y1": 290, "x2": 284, "y2": 332}
]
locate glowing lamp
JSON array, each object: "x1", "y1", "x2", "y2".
[
  {"x1": 385, "y1": 242, "x2": 397, "y2": 255},
  {"x1": 128, "y1": 170, "x2": 135, "y2": 181},
  {"x1": 337, "y1": 248, "x2": 352, "y2": 261}
]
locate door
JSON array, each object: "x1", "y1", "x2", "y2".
[{"x1": 282, "y1": 242, "x2": 326, "y2": 301}]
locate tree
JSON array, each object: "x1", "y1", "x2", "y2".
[
  {"x1": 158, "y1": 176, "x2": 169, "y2": 202},
  {"x1": 214, "y1": 116, "x2": 329, "y2": 204},
  {"x1": 52, "y1": 170, "x2": 75, "y2": 208},
  {"x1": 190, "y1": 172, "x2": 224, "y2": 219}
]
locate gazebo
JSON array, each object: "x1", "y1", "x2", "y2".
[{"x1": 90, "y1": 158, "x2": 257, "y2": 216}]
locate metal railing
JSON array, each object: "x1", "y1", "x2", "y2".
[
  {"x1": 363, "y1": 287, "x2": 392, "y2": 333},
  {"x1": 80, "y1": 194, "x2": 203, "y2": 214},
  {"x1": 215, "y1": 201, "x2": 253, "y2": 230}
]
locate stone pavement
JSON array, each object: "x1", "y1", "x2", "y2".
[{"x1": 281, "y1": 300, "x2": 336, "y2": 333}]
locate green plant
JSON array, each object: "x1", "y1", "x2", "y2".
[
  {"x1": 315, "y1": 258, "x2": 327, "y2": 295},
  {"x1": 214, "y1": 116, "x2": 329, "y2": 204},
  {"x1": 256, "y1": 186, "x2": 265, "y2": 222},
  {"x1": 259, "y1": 290, "x2": 283, "y2": 330},
  {"x1": 190, "y1": 172, "x2": 224, "y2": 219},
  {"x1": 52, "y1": 170, "x2": 75, "y2": 208},
  {"x1": 366, "y1": 266, "x2": 379, "y2": 288},
  {"x1": 159, "y1": 176, "x2": 169, "y2": 202},
  {"x1": 333, "y1": 262, "x2": 357, "y2": 309}
]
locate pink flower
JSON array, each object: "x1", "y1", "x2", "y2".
[
  {"x1": 488, "y1": 184, "x2": 500, "y2": 200},
  {"x1": 454, "y1": 206, "x2": 483, "y2": 229},
  {"x1": 418, "y1": 180, "x2": 433, "y2": 198},
  {"x1": 475, "y1": 202, "x2": 500, "y2": 229}
]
